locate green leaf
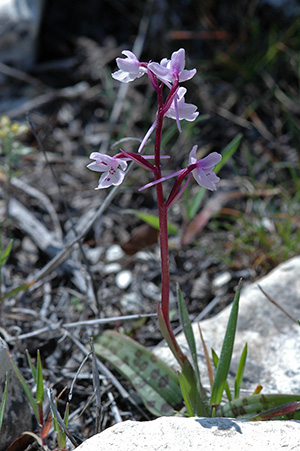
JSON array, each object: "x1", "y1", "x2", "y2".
[
  {"x1": 94, "y1": 330, "x2": 183, "y2": 416},
  {"x1": 177, "y1": 285, "x2": 208, "y2": 416},
  {"x1": 220, "y1": 394, "x2": 300, "y2": 420},
  {"x1": 234, "y1": 343, "x2": 247, "y2": 399},
  {"x1": 250, "y1": 401, "x2": 300, "y2": 421},
  {"x1": 0, "y1": 372, "x2": 8, "y2": 431},
  {"x1": 0, "y1": 239, "x2": 13, "y2": 266},
  {"x1": 0, "y1": 281, "x2": 35, "y2": 303},
  {"x1": 177, "y1": 371, "x2": 194, "y2": 417},
  {"x1": 26, "y1": 349, "x2": 37, "y2": 384},
  {"x1": 36, "y1": 350, "x2": 44, "y2": 404},
  {"x1": 6, "y1": 348, "x2": 39, "y2": 422},
  {"x1": 210, "y1": 280, "x2": 242, "y2": 406},
  {"x1": 211, "y1": 349, "x2": 232, "y2": 402},
  {"x1": 124, "y1": 209, "x2": 178, "y2": 235}
]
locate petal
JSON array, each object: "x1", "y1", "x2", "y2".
[
  {"x1": 117, "y1": 158, "x2": 128, "y2": 171},
  {"x1": 188, "y1": 145, "x2": 198, "y2": 165},
  {"x1": 197, "y1": 152, "x2": 222, "y2": 170},
  {"x1": 148, "y1": 62, "x2": 173, "y2": 83},
  {"x1": 176, "y1": 87, "x2": 187, "y2": 101},
  {"x1": 177, "y1": 102, "x2": 199, "y2": 121},
  {"x1": 96, "y1": 168, "x2": 125, "y2": 189},
  {"x1": 87, "y1": 161, "x2": 106, "y2": 173},
  {"x1": 170, "y1": 48, "x2": 185, "y2": 74},
  {"x1": 121, "y1": 50, "x2": 139, "y2": 61},
  {"x1": 117, "y1": 57, "x2": 139, "y2": 74},
  {"x1": 112, "y1": 69, "x2": 133, "y2": 82},
  {"x1": 90, "y1": 153, "x2": 116, "y2": 167},
  {"x1": 192, "y1": 167, "x2": 220, "y2": 191},
  {"x1": 179, "y1": 68, "x2": 197, "y2": 82}
]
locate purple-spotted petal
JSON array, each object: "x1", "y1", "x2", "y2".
[{"x1": 96, "y1": 168, "x2": 126, "y2": 189}]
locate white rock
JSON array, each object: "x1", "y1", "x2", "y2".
[
  {"x1": 74, "y1": 416, "x2": 300, "y2": 451},
  {"x1": 105, "y1": 245, "x2": 124, "y2": 262},
  {"x1": 155, "y1": 256, "x2": 300, "y2": 394},
  {"x1": 116, "y1": 270, "x2": 132, "y2": 290}
]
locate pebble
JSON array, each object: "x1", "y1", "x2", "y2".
[
  {"x1": 212, "y1": 271, "x2": 232, "y2": 289},
  {"x1": 120, "y1": 292, "x2": 143, "y2": 314},
  {"x1": 116, "y1": 270, "x2": 132, "y2": 290},
  {"x1": 105, "y1": 245, "x2": 124, "y2": 262}
]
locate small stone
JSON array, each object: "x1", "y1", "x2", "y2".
[
  {"x1": 105, "y1": 245, "x2": 124, "y2": 262},
  {"x1": 191, "y1": 272, "x2": 210, "y2": 299},
  {"x1": 120, "y1": 292, "x2": 143, "y2": 314},
  {"x1": 103, "y1": 263, "x2": 122, "y2": 274},
  {"x1": 212, "y1": 271, "x2": 231, "y2": 289},
  {"x1": 141, "y1": 282, "x2": 160, "y2": 300},
  {"x1": 116, "y1": 270, "x2": 132, "y2": 290}
]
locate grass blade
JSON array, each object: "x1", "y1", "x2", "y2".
[
  {"x1": 211, "y1": 348, "x2": 232, "y2": 402},
  {"x1": 0, "y1": 239, "x2": 13, "y2": 265},
  {"x1": 177, "y1": 285, "x2": 208, "y2": 415},
  {"x1": 6, "y1": 348, "x2": 39, "y2": 422},
  {"x1": 26, "y1": 350, "x2": 37, "y2": 384},
  {"x1": 197, "y1": 322, "x2": 214, "y2": 389},
  {"x1": 36, "y1": 350, "x2": 44, "y2": 404},
  {"x1": 210, "y1": 280, "x2": 242, "y2": 406},
  {"x1": 234, "y1": 343, "x2": 247, "y2": 399},
  {"x1": 0, "y1": 372, "x2": 8, "y2": 431}
]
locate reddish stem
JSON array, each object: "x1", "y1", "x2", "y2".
[{"x1": 153, "y1": 83, "x2": 185, "y2": 362}]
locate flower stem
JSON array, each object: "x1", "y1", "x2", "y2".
[{"x1": 153, "y1": 88, "x2": 186, "y2": 364}]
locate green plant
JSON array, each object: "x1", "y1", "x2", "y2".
[{"x1": 6, "y1": 347, "x2": 71, "y2": 447}]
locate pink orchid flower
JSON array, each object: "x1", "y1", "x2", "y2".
[
  {"x1": 112, "y1": 50, "x2": 146, "y2": 83},
  {"x1": 87, "y1": 153, "x2": 128, "y2": 189},
  {"x1": 189, "y1": 146, "x2": 222, "y2": 191},
  {"x1": 165, "y1": 87, "x2": 199, "y2": 122},
  {"x1": 148, "y1": 48, "x2": 196, "y2": 86}
]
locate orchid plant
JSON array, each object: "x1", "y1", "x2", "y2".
[
  {"x1": 88, "y1": 48, "x2": 222, "y2": 414},
  {"x1": 88, "y1": 49, "x2": 300, "y2": 419}
]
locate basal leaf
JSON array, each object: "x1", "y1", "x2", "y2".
[
  {"x1": 220, "y1": 394, "x2": 300, "y2": 420},
  {"x1": 94, "y1": 330, "x2": 182, "y2": 416}
]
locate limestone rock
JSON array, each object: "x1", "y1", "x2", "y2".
[
  {"x1": 74, "y1": 416, "x2": 300, "y2": 451},
  {"x1": 0, "y1": 338, "x2": 33, "y2": 450},
  {"x1": 155, "y1": 256, "x2": 300, "y2": 394}
]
